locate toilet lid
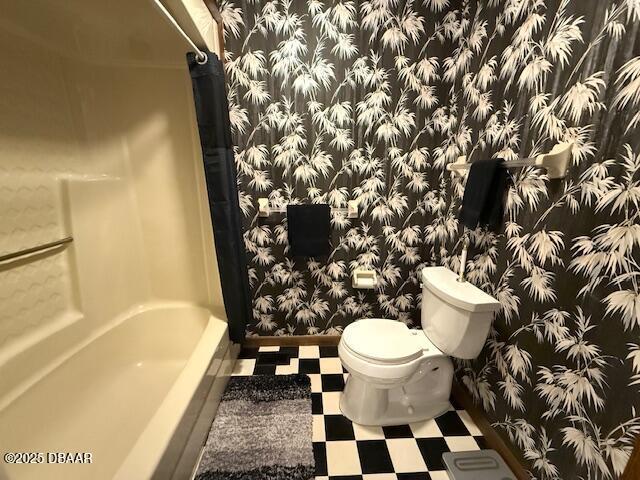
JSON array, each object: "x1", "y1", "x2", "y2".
[{"x1": 342, "y1": 318, "x2": 423, "y2": 364}]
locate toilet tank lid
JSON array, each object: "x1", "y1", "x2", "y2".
[{"x1": 422, "y1": 266, "x2": 501, "y2": 313}]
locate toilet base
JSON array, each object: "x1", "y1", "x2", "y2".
[
  {"x1": 339, "y1": 356, "x2": 454, "y2": 426},
  {"x1": 340, "y1": 389, "x2": 450, "y2": 426}
]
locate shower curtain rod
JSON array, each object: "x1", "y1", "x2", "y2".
[{"x1": 151, "y1": 0, "x2": 208, "y2": 63}]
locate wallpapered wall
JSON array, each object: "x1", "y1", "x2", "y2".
[{"x1": 220, "y1": 0, "x2": 640, "y2": 477}]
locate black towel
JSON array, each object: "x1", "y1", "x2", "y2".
[
  {"x1": 458, "y1": 158, "x2": 509, "y2": 231},
  {"x1": 287, "y1": 204, "x2": 331, "y2": 257}
]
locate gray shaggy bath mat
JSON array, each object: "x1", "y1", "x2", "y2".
[{"x1": 195, "y1": 374, "x2": 314, "y2": 480}]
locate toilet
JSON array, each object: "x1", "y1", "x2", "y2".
[{"x1": 338, "y1": 266, "x2": 501, "y2": 426}]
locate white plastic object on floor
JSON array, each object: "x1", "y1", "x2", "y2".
[{"x1": 443, "y1": 450, "x2": 516, "y2": 480}]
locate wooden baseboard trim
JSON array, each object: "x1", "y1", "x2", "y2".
[
  {"x1": 622, "y1": 435, "x2": 640, "y2": 479},
  {"x1": 451, "y1": 381, "x2": 531, "y2": 480},
  {"x1": 243, "y1": 335, "x2": 341, "y2": 347}
]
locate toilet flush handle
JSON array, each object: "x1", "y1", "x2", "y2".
[{"x1": 458, "y1": 231, "x2": 470, "y2": 282}]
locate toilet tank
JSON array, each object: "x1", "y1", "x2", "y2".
[{"x1": 421, "y1": 267, "x2": 501, "y2": 359}]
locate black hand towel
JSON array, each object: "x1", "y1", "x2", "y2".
[
  {"x1": 287, "y1": 204, "x2": 331, "y2": 257},
  {"x1": 458, "y1": 158, "x2": 509, "y2": 231}
]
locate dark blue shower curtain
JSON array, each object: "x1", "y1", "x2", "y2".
[{"x1": 187, "y1": 51, "x2": 250, "y2": 343}]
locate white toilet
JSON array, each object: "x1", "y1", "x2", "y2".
[{"x1": 338, "y1": 266, "x2": 501, "y2": 426}]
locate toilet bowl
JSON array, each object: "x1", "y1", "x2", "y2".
[
  {"x1": 339, "y1": 319, "x2": 454, "y2": 425},
  {"x1": 338, "y1": 266, "x2": 501, "y2": 426}
]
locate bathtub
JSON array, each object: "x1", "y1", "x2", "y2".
[{"x1": 0, "y1": 303, "x2": 233, "y2": 480}]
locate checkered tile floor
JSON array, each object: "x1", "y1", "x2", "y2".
[{"x1": 232, "y1": 345, "x2": 487, "y2": 480}]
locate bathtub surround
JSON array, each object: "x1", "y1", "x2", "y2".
[
  {"x1": 222, "y1": 0, "x2": 640, "y2": 477},
  {"x1": 0, "y1": 2, "x2": 232, "y2": 479},
  {"x1": 188, "y1": 51, "x2": 252, "y2": 343},
  {"x1": 195, "y1": 374, "x2": 314, "y2": 480}
]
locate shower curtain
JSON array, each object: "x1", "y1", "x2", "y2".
[{"x1": 187, "y1": 51, "x2": 250, "y2": 343}]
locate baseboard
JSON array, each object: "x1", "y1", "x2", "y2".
[
  {"x1": 451, "y1": 381, "x2": 531, "y2": 480},
  {"x1": 243, "y1": 335, "x2": 341, "y2": 347},
  {"x1": 622, "y1": 435, "x2": 640, "y2": 479}
]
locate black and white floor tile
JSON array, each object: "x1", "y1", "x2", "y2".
[{"x1": 232, "y1": 345, "x2": 487, "y2": 480}]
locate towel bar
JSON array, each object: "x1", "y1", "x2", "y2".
[
  {"x1": 0, "y1": 236, "x2": 73, "y2": 263},
  {"x1": 258, "y1": 199, "x2": 359, "y2": 219},
  {"x1": 447, "y1": 142, "x2": 573, "y2": 179}
]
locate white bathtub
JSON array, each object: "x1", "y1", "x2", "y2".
[{"x1": 0, "y1": 303, "x2": 232, "y2": 480}]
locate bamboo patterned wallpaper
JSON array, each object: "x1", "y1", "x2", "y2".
[{"x1": 220, "y1": 0, "x2": 640, "y2": 477}]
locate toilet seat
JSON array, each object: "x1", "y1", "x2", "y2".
[
  {"x1": 342, "y1": 318, "x2": 423, "y2": 365},
  {"x1": 339, "y1": 318, "x2": 446, "y2": 387}
]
